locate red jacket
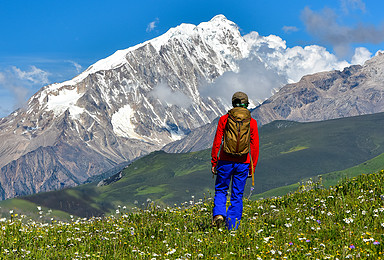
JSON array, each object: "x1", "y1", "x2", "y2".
[{"x1": 211, "y1": 113, "x2": 259, "y2": 170}]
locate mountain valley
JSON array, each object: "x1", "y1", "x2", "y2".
[{"x1": 2, "y1": 112, "x2": 384, "y2": 217}]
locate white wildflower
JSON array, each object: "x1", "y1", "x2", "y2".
[
  {"x1": 263, "y1": 236, "x2": 274, "y2": 243},
  {"x1": 166, "y1": 249, "x2": 176, "y2": 255}
]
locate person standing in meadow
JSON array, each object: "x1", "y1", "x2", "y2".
[{"x1": 211, "y1": 91, "x2": 259, "y2": 230}]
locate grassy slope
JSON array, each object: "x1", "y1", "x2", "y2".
[
  {"x1": 253, "y1": 152, "x2": 384, "y2": 199},
  {"x1": 255, "y1": 113, "x2": 384, "y2": 193},
  {"x1": 5, "y1": 150, "x2": 215, "y2": 218},
  {"x1": 2, "y1": 112, "x2": 384, "y2": 217},
  {"x1": 1, "y1": 169, "x2": 384, "y2": 259}
]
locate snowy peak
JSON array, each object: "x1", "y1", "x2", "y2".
[
  {"x1": 26, "y1": 15, "x2": 251, "y2": 125},
  {"x1": 150, "y1": 14, "x2": 246, "y2": 57},
  {"x1": 84, "y1": 14, "x2": 241, "y2": 76},
  {"x1": 200, "y1": 14, "x2": 240, "y2": 33},
  {"x1": 19, "y1": 14, "x2": 252, "y2": 147},
  {"x1": 33, "y1": 15, "x2": 246, "y2": 117}
]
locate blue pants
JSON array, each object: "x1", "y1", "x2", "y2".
[{"x1": 213, "y1": 160, "x2": 249, "y2": 230}]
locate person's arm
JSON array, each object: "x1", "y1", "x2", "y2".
[
  {"x1": 249, "y1": 118, "x2": 260, "y2": 172},
  {"x1": 211, "y1": 115, "x2": 227, "y2": 173}
]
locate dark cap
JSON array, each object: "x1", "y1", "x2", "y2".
[{"x1": 232, "y1": 91, "x2": 249, "y2": 105}]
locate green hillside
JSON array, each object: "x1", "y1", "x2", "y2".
[
  {"x1": 253, "y1": 152, "x2": 384, "y2": 200},
  {"x1": 2, "y1": 112, "x2": 384, "y2": 218},
  {"x1": 12, "y1": 150, "x2": 215, "y2": 218},
  {"x1": 1, "y1": 169, "x2": 383, "y2": 258}
]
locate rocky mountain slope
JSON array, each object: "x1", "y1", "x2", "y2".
[
  {"x1": 0, "y1": 15, "x2": 294, "y2": 200},
  {"x1": 253, "y1": 53, "x2": 384, "y2": 124},
  {"x1": 0, "y1": 15, "x2": 243, "y2": 200},
  {"x1": 163, "y1": 53, "x2": 384, "y2": 153}
]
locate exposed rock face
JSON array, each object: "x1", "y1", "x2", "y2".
[
  {"x1": 252, "y1": 54, "x2": 384, "y2": 124},
  {"x1": 163, "y1": 118, "x2": 219, "y2": 153},
  {"x1": 163, "y1": 53, "x2": 384, "y2": 153}
]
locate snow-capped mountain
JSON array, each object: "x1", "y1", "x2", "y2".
[
  {"x1": 0, "y1": 15, "x2": 245, "y2": 200},
  {"x1": 0, "y1": 15, "x2": 354, "y2": 200}
]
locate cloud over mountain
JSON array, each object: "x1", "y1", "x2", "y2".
[
  {"x1": 301, "y1": 6, "x2": 384, "y2": 57},
  {"x1": 147, "y1": 18, "x2": 159, "y2": 32},
  {"x1": 200, "y1": 31, "x2": 353, "y2": 106},
  {"x1": 0, "y1": 66, "x2": 50, "y2": 110},
  {"x1": 149, "y1": 82, "x2": 192, "y2": 109}
]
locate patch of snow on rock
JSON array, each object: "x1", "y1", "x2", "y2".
[
  {"x1": 111, "y1": 104, "x2": 143, "y2": 140},
  {"x1": 46, "y1": 88, "x2": 84, "y2": 118}
]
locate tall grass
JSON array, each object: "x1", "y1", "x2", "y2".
[{"x1": 1, "y1": 170, "x2": 384, "y2": 259}]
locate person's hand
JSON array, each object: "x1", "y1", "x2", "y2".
[{"x1": 211, "y1": 166, "x2": 217, "y2": 175}]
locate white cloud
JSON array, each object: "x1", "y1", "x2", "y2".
[
  {"x1": 351, "y1": 47, "x2": 372, "y2": 65},
  {"x1": 0, "y1": 66, "x2": 51, "y2": 111},
  {"x1": 282, "y1": 26, "x2": 299, "y2": 34},
  {"x1": 200, "y1": 30, "x2": 352, "y2": 107},
  {"x1": 340, "y1": 0, "x2": 366, "y2": 13},
  {"x1": 10, "y1": 86, "x2": 29, "y2": 109},
  {"x1": 12, "y1": 66, "x2": 50, "y2": 85},
  {"x1": 301, "y1": 6, "x2": 384, "y2": 57},
  {"x1": 146, "y1": 18, "x2": 159, "y2": 33},
  {"x1": 0, "y1": 72, "x2": 5, "y2": 83},
  {"x1": 0, "y1": 105, "x2": 10, "y2": 118},
  {"x1": 200, "y1": 57, "x2": 287, "y2": 107},
  {"x1": 66, "y1": 60, "x2": 83, "y2": 73},
  {"x1": 277, "y1": 45, "x2": 350, "y2": 82},
  {"x1": 149, "y1": 82, "x2": 192, "y2": 108},
  {"x1": 244, "y1": 31, "x2": 350, "y2": 82}
]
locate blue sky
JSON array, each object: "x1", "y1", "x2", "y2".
[{"x1": 1, "y1": 0, "x2": 384, "y2": 117}]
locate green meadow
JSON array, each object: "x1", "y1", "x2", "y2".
[
  {"x1": 1, "y1": 170, "x2": 383, "y2": 259},
  {"x1": 1, "y1": 113, "x2": 384, "y2": 258}
]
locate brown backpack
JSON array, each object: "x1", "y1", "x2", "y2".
[{"x1": 222, "y1": 107, "x2": 251, "y2": 156}]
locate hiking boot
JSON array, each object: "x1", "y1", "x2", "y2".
[{"x1": 212, "y1": 215, "x2": 225, "y2": 227}]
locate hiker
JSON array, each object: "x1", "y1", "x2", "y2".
[{"x1": 211, "y1": 91, "x2": 259, "y2": 230}]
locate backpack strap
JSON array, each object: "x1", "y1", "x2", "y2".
[{"x1": 249, "y1": 150, "x2": 254, "y2": 186}]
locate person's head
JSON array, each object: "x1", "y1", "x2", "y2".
[{"x1": 232, "y1": 91, "x2": 249, "y2": 108}]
